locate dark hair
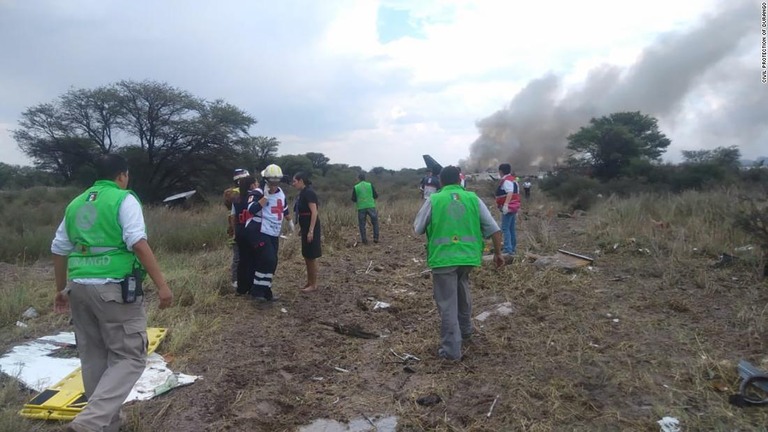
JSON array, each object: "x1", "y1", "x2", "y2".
[
  {"x1": 96, "y1": 154, "x2": 129, "y2": 180},
  {"x1": 357, "y1": 173, "x2": 366, "y2": 181},
  {"x1": 238, "y1": 176, "x2": 255, "y2": 203},
  {"x1": 294, "y1": 171, "x2": 312, "y2": 186},
  {"x1": 439, "y1": 166, "x2": 461, "y2": 185},
  {"x1": 498, "y1": 163, "x2": 512, "y2": 175}
]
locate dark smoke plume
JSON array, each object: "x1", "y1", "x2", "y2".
[{"x1": 463, "y1": 0, "x2": 760, "y2": 173}]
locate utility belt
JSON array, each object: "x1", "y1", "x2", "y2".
[
  {"x1": 77, "y1": 246, "x2": 118, "y2": 254},
  {"x1": 72, "y1": 278, "x2": 144, "y2": 303},
  {"x1": 70, "y1": 243, "x2": 144, "y2": 303}
]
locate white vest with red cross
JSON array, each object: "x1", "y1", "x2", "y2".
[{"x1": 257, "y1": 187, "x2": 287, "y2": 237}]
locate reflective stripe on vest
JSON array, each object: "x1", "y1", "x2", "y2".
[{"x1": 431, "y1": 236, "x2": 480, "y2": 245}]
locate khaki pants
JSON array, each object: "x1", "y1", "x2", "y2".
[{"x1": 67, "y1": 282, "x2": 147, "y2": 432}]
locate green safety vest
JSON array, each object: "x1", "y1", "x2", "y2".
[
  {"x1": 426, "y1": 185, "x2": 484, "y2": 268},
  {"x1": 354, "y1": 181, "x2": 376, "y2": 210},
  {"x1": 64, "y1": 180, "x2": 141, "y2": 279}
]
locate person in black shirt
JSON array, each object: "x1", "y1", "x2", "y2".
[
  {"x1": 419, "y1": 168, "x2": 441, "y2": 200},
  {"x1": 292, "y1": 171, "x2": 321, "y2": 292},
  {"x1": 230, "y1": 175, "x2": 259, "y2": 296}
]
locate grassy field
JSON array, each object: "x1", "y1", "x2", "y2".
[{"x1": 0, "y1": 182, "x2": 766, "y2": 431}]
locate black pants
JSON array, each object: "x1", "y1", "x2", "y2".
[
  {"x1": 236, "y1": 236, "x2": 257, "y2": 295},
  {"x1": 251, "y1": 234, "x2": 280, "y2": 299}
]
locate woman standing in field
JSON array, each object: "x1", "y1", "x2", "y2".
[{"x1": 292, "y1": 171, "x2": 321, "y2": 292}]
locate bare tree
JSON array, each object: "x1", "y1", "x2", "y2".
[{"x1": 14, "y1": 80, "x2": 257, "y2": 201}]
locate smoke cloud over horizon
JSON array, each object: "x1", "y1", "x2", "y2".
[{"x1": 463, "y1": 0, "x2": 762, "y2": 174}]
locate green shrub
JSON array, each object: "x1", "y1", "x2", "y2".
[
  {"x1": 0, "y1": 375, "x2": 38, "y2": 432},
  {"x1": 541, "y1": 172, "x2": 601, "y2": 211},
  {"x1": 145, "y1": 205, "x2": 228, "y2": 253},
  {"x1": 588, "y1": 190, "x2": 755, "y2": 260},
  {"x1": 0, "y1": 187, "x2": 77, "y2": 262},
  {"x1": 733, "y1": 194, "x2": 768, "y2": 276}
]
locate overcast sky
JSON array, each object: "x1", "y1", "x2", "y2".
[{"x1": 0, "y1": 0, "x2": 764, "y2": 170}]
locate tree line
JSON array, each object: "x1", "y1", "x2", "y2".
[
  {"x1": 7, "y1": 81, "x2": 765, "y2": 203},
  {"x1": 540, "y1": 111, "x2": 767, "y2": 210},
  {"x1": 8, "y1": 80, "x2": 398, "y2": 201}
]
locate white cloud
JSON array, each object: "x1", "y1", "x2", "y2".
[{"x1": 349, "y1": 0, "x2": 720, "y2": 85}]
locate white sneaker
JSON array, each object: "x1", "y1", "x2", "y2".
[{"x1": 231, "y1": 281, "x2": 238, "y2": 289}]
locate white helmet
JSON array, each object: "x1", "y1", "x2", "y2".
[
  {"x1": 261, "y1": 164, "x2": 283, "y2": 182},
  {"x1": 233, "y1": 168, "x2": 250, "y2": 182}
]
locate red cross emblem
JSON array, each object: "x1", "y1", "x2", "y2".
[
  {"x1": 238, "y1": 209, "x2": 250, "y2": 224},
  {"x1": 271, "y1": 198, "x2": 284, "y2": 221}
]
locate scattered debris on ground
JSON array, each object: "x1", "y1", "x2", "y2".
[
  {"x1": 657, "y1": 416, "x2": 681, "y2": 432},
  {"x1": 298, "y1": 415, "x2": 398, "y2": 432},
  {"x1": 729, "y1": 360, "x2": 768, "y2": 407},
  {"x1": 0, "y1": 330, "x2": 199, "y2": 421},
  {"x1": 475, "y1": 302, "x2": 515, "y2": 322},
  {"x1": 525, "y1": 249, "x2": 594, "y2": 271},
  {"x1": 319, "y1": 321, "x2": 380, "y2": 339},
  {"x1": 416, "y1": 394, "x2": 442, "y2": 407},
  {"x1": 356, "y1": 298, "x2": 393, "y2": 311},
  {"x1": 21, "y1": 307, "x2": 38, "y2": 319}
]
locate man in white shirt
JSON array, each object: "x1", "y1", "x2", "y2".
[
  {"x1": 52, "y1": 154, "x2": 173, "y2": 432},
  {"x1": 523, "y1": 179, "x2": 532, "y2": 199}
]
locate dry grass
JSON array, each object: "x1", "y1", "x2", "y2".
[{"x1": 0, "y1": 186, "x2": 767, "y2": 431}]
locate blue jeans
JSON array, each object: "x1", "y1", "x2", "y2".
[
  {"x1": 501, "y1": 212, "x2": 517, "y2": 254},
  {"x1": 357, "y1": 208, "x2": 380, "y2": 243}
]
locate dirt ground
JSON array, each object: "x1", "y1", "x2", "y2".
[
  {"x1": 134, "y1": 206, "x2": 767, "y2": 431},
  {"x1": 4, "y1": 202, "x2": 768, "y2": 431}
]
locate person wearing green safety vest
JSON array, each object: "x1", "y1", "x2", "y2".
[
  {"x1": 414, "y1": 166, "x2": 504, "y2": 361},
  {"x1": 351, "y1": 173, "x2": 380, "y2": 244},
  {"x1": 51, "y1": 154, "x2": 173, "y2": 432}
]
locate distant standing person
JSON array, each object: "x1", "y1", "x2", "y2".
[
  {"x1": 419, "y1": 168, "x2": 441, "y2": 200},
  {"x1": 523, "y1": 179, "x2": 532, "y2": 199},
  {"x1": 224, "y1": 168, "x2": 251, "y2": 289},
  {"x1": 414, "y1": 166, "x2": 504, "y2": 361},
  {"x1": 352, "y1": 173, "x2": 380, "y2": 244},
  {"x1": 458, "y1": 166, "x2": 467, "y2": 188},
  {"x1": 495, "y1": 163, "x2": 521, "y2": 255},
  {"x1": 292, "y1": 171, "x2": 322, "y2": 293},
  {"x1": 51, "y1": 154, "x2": 173, "y2": 432}
]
